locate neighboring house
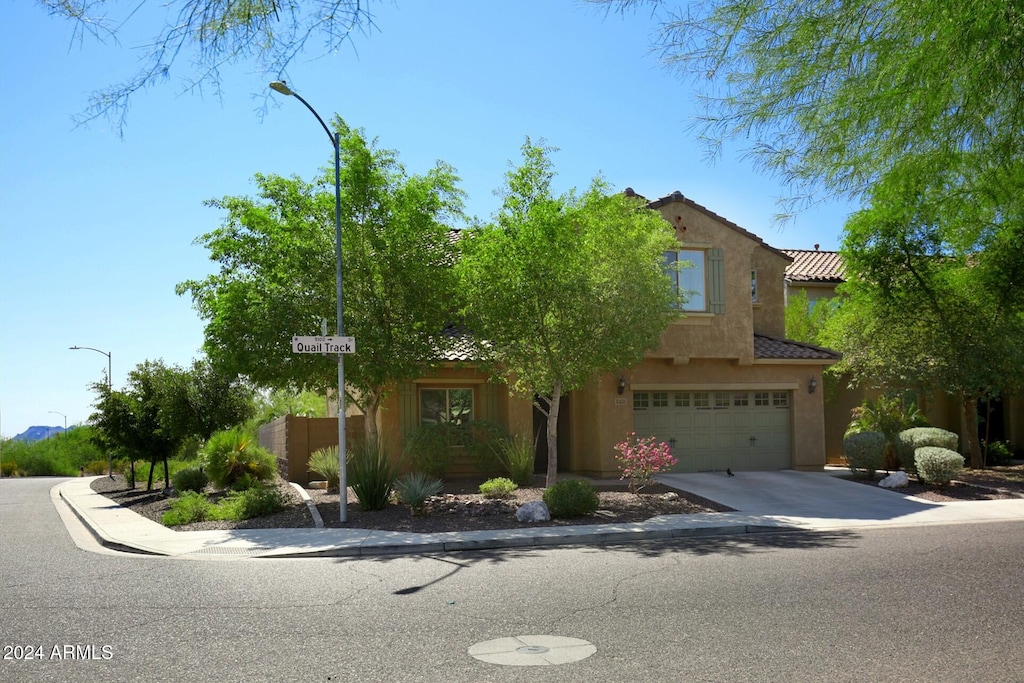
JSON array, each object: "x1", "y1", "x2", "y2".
[
  {"x1": 783, "y1": 248, "x2": 1024, "y2": 462},
  {"x1": 372, "y1": 191, "x2": 842, "y2": 477}
]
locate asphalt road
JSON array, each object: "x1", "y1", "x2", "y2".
[{"x1": 2, "y1": 477, "x2": 1022, "y2": 682}]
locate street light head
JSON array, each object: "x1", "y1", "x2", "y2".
[{"x1": 269, "y1": 81, "x2": 294, "y2": 96}]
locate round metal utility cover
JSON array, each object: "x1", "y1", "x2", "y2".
[{"x1": 468, "y1": 635, "x2": 596, "y2": 666}]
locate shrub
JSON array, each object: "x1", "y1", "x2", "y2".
[
  {"x1": 614, "y1": 432, "x2": 679, "y2": 494},
  {"x1": 984, "y1": 440, "x2": 1013, "y2": 467},
  {"x1": 479, "y1": 477, "x2": 518, "y2": 499},
  {"x1": 915, "y1": 447, "x2": 965, "y2": 487},
  {"x1": 404, "y1": 422, "x2": 460, "y2": 478},
  {"x1": 172, "y1": 466, "x2": 209, "y2": 493},
  {"x1": 394, "y1": 472, "x2": 444, "y2": 514},
  {"x1": 895, "y1": 427, "x2": 958, "y2": 475},
  {"x1": 846, "y1": 395, "x2": 929, "y2": 468},
  {"x1": 162, "y1": 491, "x2": 215, "y2": 526},
  {"x1": 543, "y1": 479, "x2": 599, "y2": 518},
  {"x1": 83, "y1": 460, "x2": 110, "y2": 475},
  {"x1": 1, "y1": 460, "x2": 18, "y2": 477},
  {"x1": 843, "y1": 431, "x2": 886, "y2": 478},
  {"x1": 496, "y1": 433, "x2": 536, "y2": 487},
  {"x1": 463, "y1": 421, "x2": 510, "y2": 479},
  {"x1": 203, "y1": 429, "x2": 276, "y2": 489},
  {"x1": 308, "y1": 446, "x2": 341, "y2": 490},
  {"x1": 222, "y1": 485, "x2": 288, "y2": 520},
  {"x1": 349, "y1": 442, "x2": 399, "y2": 511}
]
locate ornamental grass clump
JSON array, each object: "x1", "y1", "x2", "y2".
[
  {"x1": 308, "y1": 446, "x2": 340, "y2": 490},
  {"x1": 915, "y1": 447, "x2": 964, "y2": 488},
  {"x1": 394, "y1": 472, "x2": 444, "y2": 515},
  {"x1": 543, "y1": 480, "x2": 599, "y2": 518},
  {"x1": 479, "y1": 477, "x2": 518, "y2": 499},
  {"x1": 496, "y1": 433, "x2": 536, "y2": 487},
  {"x1": 843, "y1": 430, "x2": 886, "y2": 479},
  {"x1": 614, "y1": 433, "x2": 679, "y2": 494},
  {"x1": 162, "y1": 491, "x2": 215, "y2": 526},
  {"x1": 895, "y1": 427, "x2": 958, "y2": 476}
]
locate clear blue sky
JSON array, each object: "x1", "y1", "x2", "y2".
[{"x1": 0, "y1": 0, "x2": 857, "y2": 438}]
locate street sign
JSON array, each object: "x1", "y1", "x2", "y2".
[{"x1": 292, "y1": 336, "x2": 356, "y2": 354}]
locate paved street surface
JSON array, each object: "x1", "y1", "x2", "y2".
[{"x1": 2, "y1": 477, "x2": 1023, "y2": 682}]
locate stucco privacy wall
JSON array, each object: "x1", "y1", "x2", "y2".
[{"x1": 258, "y1": 414, "x2": 364, "y2": 486}]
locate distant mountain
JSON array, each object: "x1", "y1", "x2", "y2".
[{"x1": 11, "y1": 426, "x2": 68, "y2": 443}]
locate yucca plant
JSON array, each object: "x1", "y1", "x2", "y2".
[{"x1": 348, "y1": 442, "x2": 400, "y2": 511}]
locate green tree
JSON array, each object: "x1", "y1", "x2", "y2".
[
  {"x1": 178, "y1": 118, "x2": 464, "y2": 449},
  {"x1": 784, "y1": 289, "x2": 836, "y2": 347},
  {"x1": 457, "y1": 140, "x2": 679, "y2": 486},
  {"x1": 89, "y1": 359, "x2": 255, "y2": 489},
  {"x1": 825, "y1": 165, "x2": 1024, "y2": 468},
  {"x1": 41, "y1": 0, "x2": 374, "y2": 132},
  {"x1": 599, "y1": 0, "x2": 1024, "y2": 216}
]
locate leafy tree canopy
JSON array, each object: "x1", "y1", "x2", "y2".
[
  {"x1": 599, "y1": 0, "x2": 1024, "y2": 217},
  {"x1": 177, "y1": 117, "x2": 464, "y2": 447},
  {"x1": 40, "y1": 0, "x2": 375, "y2": 132},
  {"x1": 457, "y1": 139, "x2": 679, "y2": 484}
]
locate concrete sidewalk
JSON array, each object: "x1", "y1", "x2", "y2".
[{"x1": 55, "y1": 472, "x2": 1024, "y2": 560}]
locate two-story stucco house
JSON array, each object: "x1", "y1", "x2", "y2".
[
  {"x1": 265, "y1": 192, "x2": 845, "y2": 481},
  {"x1": 365, "y1": 191, "x2": 842, "y2": 478}
]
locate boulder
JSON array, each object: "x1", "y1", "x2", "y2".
[
  {"x1": 879, "y1": 471, "x2": 910, "y2": 489},
  {"x1": 516, "y1": 500, "x2": 551, "y2": 523}
]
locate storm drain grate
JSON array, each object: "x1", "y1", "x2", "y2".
[{"x1": 189, "y1": 545, "x2": 273, "y2": 556}]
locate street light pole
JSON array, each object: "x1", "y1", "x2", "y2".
[
  {"x1": 269, "y1": 80, "x2": 348, "y2": 523},
  {"x1": 47, "y1": 411, "x2": 67, "y2": 434},
  {"x1": 70, "y1": 345, "x2": 113, "y2": 477}
]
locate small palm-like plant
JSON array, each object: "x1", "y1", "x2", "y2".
[
  {"x1": 308, "y1": 446, "x2": 341, "y2": 490},
  {"x1": 394, "y1": 472, "x2": 444, "y2": 515}
]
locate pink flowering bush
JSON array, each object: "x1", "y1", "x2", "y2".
[{"x1": 614, "y1": 433, "x2": 678, "y2": 494}]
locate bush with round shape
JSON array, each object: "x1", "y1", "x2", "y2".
[
  {"x1": 172, "y1": 466, "x2": 209, "y2": 493},
  {"x1": 895, "y1": 427, "x2": 958, "y2": 475},
  {"x1": 479, "y1": 477, "x2": 518, "y2": 499},
  {"x1": 915, "y1": 447, "x2": 964, "y2": 487},
  {"x1": 843, "y1": 430, "x2": 886, "y2": 478},
  {"x1": 394, "y1": 472, "x2": 444, "y2": 515},
  {"x1": 543, "y1": 479, "x2": 599, "y2": 518},
  {"x1": 203, "y1": 428, "x2": 277, "y2": 489}
]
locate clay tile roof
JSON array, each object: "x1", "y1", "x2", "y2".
[
  {"x1": 781, "y1": 249, "x2": 846, "y2": 283},
  {"x1": 433, "y1": 325, "x2": 482, "y2": 362},
  {"x1": 754, "y1": 334, "x2": 841, "y2": 362}
]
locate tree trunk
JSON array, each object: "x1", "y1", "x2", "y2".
[
  {"x1": 962, "y1": 393, "x2": 984, "y2": 469},
  {"x1": 362, "y1": 393, "x2": 381, "y2": 453},
  {"x1": 163, "y1": 457, "x2": 170, "y2": 491},
  {"x1": 545, "y1": 380, "x2": 562, "y2": 488},
  {"x1": 146, "y1": 458, "x2": 156, "y2": 491}
]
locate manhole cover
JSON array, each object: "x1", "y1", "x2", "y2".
[{"x1": 468, "y1": 636, "x2": 596, "y2": 666}]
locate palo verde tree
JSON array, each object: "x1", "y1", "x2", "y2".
[
  {"x1": 40, "y1": 0, "x2": 375, "y2": 133},
  {"x1": 177, "y1": 117, "x2": 464, "y2": 449},
  {"x1": 89, "y1": 359, "x2": 254, "y2": 489},
  {"x1": 824, "y1": 156, "x2": 1024, "y2": 469},
  {"x1": 457, "y1": 140, "x2": 679, "y2": 486},
  {"x1": 598, "y1": 0, "x2": 1024, "y2": 219}
]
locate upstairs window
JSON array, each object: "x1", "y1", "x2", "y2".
[{"x1": 664, "y1": 248, "x2": 725, "y2": 314}]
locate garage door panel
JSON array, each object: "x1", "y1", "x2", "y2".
[{"x1": 633, "y1": 390, "x2": 792, "y2": 472}]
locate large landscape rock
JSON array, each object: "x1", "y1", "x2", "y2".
[
  {"x1": 516, "y1": 500, "x2": 551, "y2": 522},
  {"x1": 879, "y1": 471, "x2": 910, "y2": 488}
]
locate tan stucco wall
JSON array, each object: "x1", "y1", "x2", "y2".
[
  {"x1": 567, "y1": 359, "x2": 830, "y2": 478},
  {"x1": 751, "y1": 246, "x2": 789, "y2": 337}
]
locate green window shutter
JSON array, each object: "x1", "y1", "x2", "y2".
[
  {"x1": 708, "y1": 248, "x2": 725, "y2": 314},
  {"x1": 398, "y1": 382, "x2": 417, "y2": 445},
  {"x1": 481, "y1": 383, "x2": 498, "y2": 423}
]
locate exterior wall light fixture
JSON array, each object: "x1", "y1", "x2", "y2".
[
  {"x1": 618, "y1": 376, "x2": 627, "y2": 395},
  {"x1": 808, "y1": 377, "x2": 818, "y2": 394}
]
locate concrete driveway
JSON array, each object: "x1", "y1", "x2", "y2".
[{"x1": 656, "y1": 469, "x2": 1024, "y2": 530}]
